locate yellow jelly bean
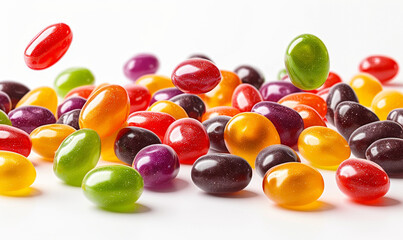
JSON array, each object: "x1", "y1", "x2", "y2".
[
  {"x1": 371, "y1": 90, "x2": 403, "y2": 120},
  {"x1": 0, "y1": 151, "x2": 36, "y2": 192},
  {"x1": 101, "y1": 122, "x2": 128, "y2": 163},
  {"x1": 135, "y1": 75, "x2": 175, "y2": 95},
  {"x1": 148, "y1": 100, "x2": 188, "y2": 120},
  {"x1": 16, "y1": 86, "x2": 58, "y2": 116},
  {"x1": 349, "y1": 73, "x2": 382, "y2": 107}
]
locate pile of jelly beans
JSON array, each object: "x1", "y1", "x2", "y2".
[{"x1": 0, "y1": 22, "x2": 402, "y2": 211}]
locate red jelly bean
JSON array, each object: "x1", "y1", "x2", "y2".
[
  {"x1": 127, "y1": 111, "x2": 175, "y2": 141},
  {"x1": 64, "y1": 85, "x2": 95, "y2": 100},
  {"x1": 307, "y1": 72, "x2": 342, "y2": 93},
  {"x1": 232, "y1": 83, "x2": 263, "y2": 112},
  {"x1": 24, "y1": 23, "x2": 73, "y2": 70},
  {"x1": 0, "y1": 125, "x2": 32, "y2": 157},
  {"x1": 359, "y1": 55, "x2": 399, "y2": 83},
  {"x1": 124, "y1": 84, "x2": 151, "y2": 113},
  {"x1": 171, "y1": 59, "x2": 221, "y2": 94},
  {"x1": 163, "y1": 118, "x2": 210, "y2": 164},
  {"x1": 336, "y1": 158, "x2": 390, "y2": 202},
  {"x1": 278, "y1": 92, "x2": 327, "y2": 118}
]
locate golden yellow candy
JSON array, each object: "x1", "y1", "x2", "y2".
[
  {"x1": 30, "y1": 124, "x2": 76, "y2": 160},
  {"x1": 101, "y1": 122, "x2": 128, "y2": 163},
  {"x1": 371, "y1": 90, "x2": 403, "y2": 120},
  {"x1": 263, "y1": 162, "x2": 324, "y2": 206},
  {"x1": 349, "y1": 73, "x2": 382, "y2": 107},
  {"x1": 135, "y1": 75, "x2": 174, "y2": 95},
  {"x1": 298, "y1": 126, "x2": 350, "y2": 169},
  {"x1": 0, "y1": 151, "x2": 36, "y2": 192},
  {"x1": 16, "y1": 86, "x2": 58, "y2": 116},
  {"x1": 148, "y1": 100, "x2": 188, "y2": 120},
  {"x1": 224, "y1": 112, "x2": 280, "y2": 167}
]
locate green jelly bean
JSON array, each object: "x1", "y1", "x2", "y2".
[
  {"x1": 277, "y1": 68, "x2": 287, "y2": 80},
  {"x1": 53, "y1": 129, "x2": 100, "y2": 186},
  {"x1": 284, "y1": 34, "x2": 329, "y2": 90},
  {"x1": 0, "y1": 110, "x2": 11, "y2": 125},
  {"x1": 82, "y1": 165, "x2": 144, "y2": 211},
  {"x1": 54, "y1": 67, "x2": 95, "y2": 97}
]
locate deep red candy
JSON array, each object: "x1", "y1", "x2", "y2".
[
  {"x1": 232, "y1": 84, "x2": 263, "y2": 112},
  {"x1": 124, "y1": 84, "x2": 151, "y2": 113},
  {"x1": 0, "y1": 125, "x2": 32, "y2": 157},
  {"x1": 359, "y1": 55, "x2": 399, "y2": 83},
  {"x1": 127, "y1": 111, "x2": 175, "y2": 141}
]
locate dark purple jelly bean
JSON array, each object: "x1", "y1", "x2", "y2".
[
  {"x1": 366, "y1": 138, "x2": 403, "y2": 178},
  {"x1": 202, "y1": 116, "x2": 231, "y2": 153},
  {"x1": 252, "y1": 101, "x2": 303, "y2": 148},
  {"x1": 387, "y1": 108, "x2": 403, "y2": 127},
  {"x1": 170, "y1": 94, "x2": 206, "y2": 121},
  {"x1": 0, "y1": 91, "x2": 11, "y2": 113},
  {"x1": 191, "y1": 154, "x2": 252, "y2": 193},
  {"x1": 326, "y1": 83, "x2": 358, "y2": 125},
  {"x1": 234, "y1": 65, "x2": 265, "y2": 90},
  {"x1": 133, "y1": 144, "x2": 180, "y2": 187},
  {"x1": 188, "y1": 54, "x2": 213, "y2": 62},
  {"x1": 8, "y1": 106, "x2": 56, "y2": 133},
  {"x1": 149, "y1": 88, "x2": 183, "y2": 105},
  {"x1": 259, "y1": 81, "x2": 302, "y2": 102},
  {"x1": 57, "y1": 96, "x2": 86, "y2": 118},
  {"x1": 255, "y1": 145, "x2": 300, "y2": 177},
  {"x1": 56, "y1": 109, "x2": 81, "y2": 130},
  {"x1": 349, "y1": 120, "x2": 403, "y2": 158},
  {"x1": 114, "y1": 126, "x2": 161, "y2": 165},
  {"x1": 123, "y1": 53, "x2": 159, "y2": 81},
  {"x1": 0, "y1": 81, "x2": 30, "y2": 109},
  {"x1": 334, "y1": 101, "x2": 379, "y2": 140}
]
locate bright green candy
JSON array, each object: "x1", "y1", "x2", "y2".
[
  {"x1": 277, "y1": 68, "x2": 287, "y2": 80},
  {"x1": 0, "y1": 110, "x2": 11, "y2": 125},
  {"x1": 82, "y1": 165, "x2": 144, "y2": 211},
  {"x1": 285, "y1": 34, "x2": 330, "y2": 90},
  {"x1": 53, "y1": 129, "x2": 100, "y2": 186},
  {"x1": 54, "y1": 67, "x2": 95, "y2": 97}
]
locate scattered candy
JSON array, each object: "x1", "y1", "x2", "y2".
[
  {"x1": 259, "y1": 81, "x2": 302, "y2": 102},
  {"x1": 366, "y1": 138, "x2": 403, "y2": 177},
  {"x1": 371, "y1": 90, "x2": 403, "y2": 120},
  {"x1": 292, "y1": 104, "x2": 326, "y2": 129},
  {"x1": 349, "y1": 73, "x2": 382, "y2": 107},
  {"x1": 100, "y1": 123, "x2": 127, "y2": 163},
  {"x1": 64, "y1": 85, "x2": 95, "y2": 99},
  {"x1": 387, "y1": 108, "x2": 403, "y2": 126},
  {"x1": 16, "y1": 86, "x2": 58, "y2": 116},
  {"x1": 359, "y1": 55, "x2": 399, "y2": 83},
  {"x1": 0, "y1": 151, "x2": 36, "y2": 192},
  {"x1": 234, "y1": 65, "x2": 265, "y2": 89},
  {"x1": 202, "y1": 116, "x2": 231, "y2": 153},
  {"x1": 123, "y1": 53, "x2": 159, "y2": 81},
  {"x1": 135, "y1": 74, "x2": 175, "y2": 95},
  {"x1": 232, "y1": 83, "x2": 263, "y2": 112},
  {"x1": 0, "y1": 125, "x2": 32, "y2": 157},
  {"x1": 201, "y1": 106, "x2": 240, "y2": 122},
  {"x1": 127, "y1": 111, "x2": 175, "y2": 141},
  {"x1": 57, "y1": 96, "x2": 86, "y2": 118},
  {"x1": 170, "y1": 94, "x2": 206, "y2": 121},
  {"x1": 8, "y1": 106, "x2": 56, "y2": 134},
  {"x1": 124, "y1": 84, "x2": 151, "y2": 113},
  {"x1": 56, "y1": 109, "x2": 80, "y2": 130},
  {"x1": 278, "y1": 92, "x2": 327, "y2": 118},
  {"x1": 255, "y1": 145, "x2": 300, "y2": 177},
  {"x1": 148, "y1": 100, "x2": 188, "y2": 120},
  {"x1": 149, "y1": 87, "x2": 183, "y2": 105},
  {"x1": 54, "y1": 67, "x2": 95, "y2": 97},
  {"x1": 326, "y1": 83, "x2": 358, "y2": 125},
  {"x1": 0, "y1": 81, "x2": 30, "y2": 109}
]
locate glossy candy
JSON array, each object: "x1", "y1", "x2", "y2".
[
  {"x1": 16, "y1": 86, "x2": 58, "y2": 116},
  {"x1": 224, "y1": 112, "x2": 280, "y2": 167},
  {"x1": 278, "y1": 92, "x2": 327, "y2": 118},
  {"x1": 336, "y1": 158, "x2": 390, "y2": 201},
  {"x1": 201, "y1": 106, "x2": 240, "y2": 122},
  {"x1": 54, "y1": 129, "x2": 101, "y2": 186},
  {"x1": 127, "y1": 111, "x2": 175, "y2": 141},
  {"x1": 191, "y1": 154, "x2": 252, "y2": 193},
  {"x1": 24, "y1": 23, "x2": 72, "y2": 70},
  {"x1": 171, "y1": 58, "x2": 221, "y2": 94},
  {"x1": 124, "y1": 84, "x2": 151, "y2": 113},
  {"x1": 259, "y1": 81, "x2": 302, "y2": 102},
  {"x1": 148, "y1": 100, "x2": 188, "y2": 120},
  {"x1": 0, "y1": 110, "x2": 11, "y2": 126},
  {"x1": 135, "y1": 75, "x2": 175, "y2": 95},
  {"x1": 0, "y1": 81, "x2": 30, "y2": 109},
  {"x1": 371, "y1": 90, "x2": 403, "y2": 120},
  {"x1": 188, "y1": 54, "x2": 213, "y2": 62},
  {"x1": 54, "y1": 67, "x2": 95, "y2": 97},
  {"x1": 285, "y1": 34, "x2": 330, "y2": 90},
  {"x1": 123, "y1": 53, "x2": 159, "y2": 81},
  {"x1": 0, "y1": 125, "x2": 31, "y2": 157},
  {"x1": 0, "y1": 91, "x2": 11, "y2": 113},
  {"x1": 232, "y1": 84, "x2": 263, "y2": 112},
  {"x1": 366, "y1": 138, "x2": 403, "y2": 177},
  {"x1": 133, "y1": 144, "x2": 180, "y2": 187},
  {"x1": 255, "y1": 145, "x2": 300, "y2": 177},
  {"x1": 326, "y1": 83, "x2": 359, "y2": 125},
  {"x1": 349, "y1": 73, "x2": 382, "y2": 107},
  {"x1": 359, "y1": 56, "x2": 399, "y2": 83},
  {"x1": 387, "y1": 108, "x2": 403, "y2": 126},
  {"x1": 64, "y1": 85, "x2": 95, "y2": 100},
  {"x1": 0, "y1": 151, "x2": 36, "y2": 192},
  {"x1": 263, "y1": 163, "x2": 324, "y2": 206},
  {"x1": 100, "y1": 123, "x2": 127, "y2": 163},
  {"x1": 234, "y1": 65, "x2": 265, "y2": 89},
  {"x1": 348, "y1": 121, "x2": 403, "y2": 158},
  {"x1": 277, "y1": 69, "x2": 287, "y2": 80},
  {"x1": 202, "y1": 116, "x2": 231, "y2": 153},
  {"x1": 308, "y1": 72, "x2": 342, "y2": 93},
  {"x1": 8, "y1": 106, "x2": 56, "y2": 134},
  {"x1": 292, "y1": 105, "x2": 326, "y2": 129},
  {"x1": 170, "y1": 94, "x2": 206, "y2": 121},
  {"x1": 163, "y1": 118, "x2": 210, "y2": 164},
  {"x1": 149, "y1": 87, "x2": 183, "y2": 105},
  {"x1": 57, "y1": 109, "x2": 80, "y2": 130},
  {"x1": 298, "y1": 126, "x2": 350, "y2": 169},
  {"x1": 57, "y1": 96, "x2": 86, "y2": 118}
]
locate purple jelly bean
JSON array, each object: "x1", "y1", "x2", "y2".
[
  {"x1": 0, "y1": 91, "x2": 11, "y2": 113},
  {"x1": 149, "y1": 87, "x2": 183, "y2": 105},
  {"x1": 259, "y1": 81, "x2": 302, "y2": 102},
  {"x1": 57, "y1": 109, "x2": 81, "y2": 130},
  {"x1": 123, "y1": 53, "x2": 159, "y2": 81},
  {"x1": 0, "y1": 81, "x2": 30, "y2": 109},
  {"x1": 8, "y1": 106, "x2": 56, "y2": 133},
  {"x1": 57, "y1": 96, "x2": 86, "y2": 118}
]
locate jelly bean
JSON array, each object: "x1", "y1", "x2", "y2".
[
  {"x1": 201, "y1": 70, "x2": 242, "y2": 108},
  {"x1": 255, "y1": 145, "x2": 300, "y2": 177},
  {"x1": 164, "y1": 118, "x2": 210, "y2": 164},
  {"x1": 16, "y1": 86, "x2": 58, "y2": 116},
  {"x1": 292, "y1": 104, "x2": 326, "y2": 129},
  {"x1": 171, "y1": 58, "x2": 221, "y2": 94},
  {"x1": 387, "y1": 108, "x2": 403, "y2": 127},
  {"x1": 202, "y1": 116, "x2": 231, "y2": 153},
  {"x1": 277, "y1": 69, "x2": 287, "y2": 80},
  {"x1": 115, "y1": 127, "x2": 161, "y2": 165},
  {"x1": 0, "y1": 151, "x2": 36, "y2": 192},
  {"x1": 0, "y1": 81, "x2": 30, "y2": 109},
  {"x1": 191, "y1": 154, "x2": 252, "y2": 193},
  {"x1": 308, "y1": 72, "x2": 342, "y2": 93},
  {"x1": 56, "y1": 109, "x2": 80, "y2": 130},
  {"x1": 349, "y1": 121, "x2": 403, "y2": 158},
  {"x1": 82, "y1": 165, "x2": 143, "y2": 210},
  {"x1": 30, "y1": 124, "x2": 75, "y2": 160},
  {"x1": 252, "y1": 102, "x2": 303, "y2": 148},
  {"x1": 54, "y1": 129, "x2": 101, "y2": 186},
  {"x1": 0, "y1": 110, "x2": 11, "y2": 126},
  {"x1": 100, "y1": 122, "x2": 127, "y2": 163},
  {"x1": 334, "y1": 101, "x2": 379, "y2": 139},
  {"x1": 366, "y1": 138, "x2": 403, "y2": 177},
  {"x1": 57, "y1": 96, "x2": 86, "y2": 118},
  {"x1": 0, "y1": 91, "x2": 11, "y2": 113},
  {"x1": 259, "y1": 81, "x2": 302, "y2": 102},
  {"x1": 188, "y1": 54, "x2": 213, "y2": 62},
  {"x1": 371, "y1": 90, "x2": 403, "y2": 120},
  {"x1": 349, "y1": 73, "x2": 382, "y2": 107},
  {"x1": 316, "y1": 88, "x2": 330, "y2": 101},
  {"x1": 124, "y1": 84, "x2": 151, "y2": 113},
  {"x1": 24, "y1": 23, "x2": 72, "y2": 70},
  {"x1": 263, "y1": 162, "x2": 324, "y2": 206},
  {"x1": 123, "y1": 53, "x2": 159, "y2": 81},
  {"x1": 54, "y1": 67, "x2": 95, "y2": 98},
  {"x1": 79, "y1": 85, "x2": 130, "y2": 139},
  {"x1": 234, "y1": 65, "x2": 265, "y2": 89},
  {"x1": 232, "y1": 84, "x2": 263, "y2": 112},
  {"x1": 64, "y1": 85, "x2": 95, "y2": 100},
  {"x1": 149, "y1": 88, "x2": 183, "y2": 105},
  {"x1": 9, "y1": 106, "x2": 56, "y2": 134},
  {"x1": 170, "y1": 94, "x2": 206, "y2": 121},
  {"x1": 359, "y1": 56, "x2": 399, "y2": 83},
  {"x1": 336, "y1": 158, "x2": 389, "y2": 202},
  {"x1": 0, "y1": 125, "x2": 31, "y2": 157},
  {"x1": 224, "y1": 112, "x2": 280, "y2": 167},
  {"x1": 298, "y1": 126, "x2": 350, "y2": 169},
  {"x1": 133, "y1": 144, "x2": 180, "y2": 188},
  {"x1": 326, "y1": 83, "x2": 358, "y2": 125},
  {"x1": 148, "y1": 100, "x2": 188, "y2": 120},
  {"x1": 201, "y1": 106, "x2": 240, "y2": 122},
  {"x1": 284, "y1": 34, "x2": 329, "y2": 90},
  {"x1": 127, "y1": 111, "x2": 175, "y2": 141},
  {"x1": 278, "y1": 92, "x2": 327, "y2": 118},
  {"x1": 135, "y1": 74, "x2": 175, "y2": 95}
]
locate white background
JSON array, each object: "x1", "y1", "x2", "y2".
[{"x1": 1, "y1": 0, "x2": 403, "y2": 239}]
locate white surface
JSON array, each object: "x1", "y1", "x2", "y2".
[{"x1": 1, "y1": 0, "x2": 403, "y2": 239}]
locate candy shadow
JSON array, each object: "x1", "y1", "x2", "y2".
[
  {"x1": 99, "y1": 203, "x2": 152, "y2": 214},
  {"x1": 206, "y1": 190, "x2": 259, "y2": 199},
  {"x1": 351, "y1": 197, "x2": 401, "y2": 207},
  {"x1": 276, "y1": 200, "x2": 336, "y2": 212},
  {"x1": 382, "y1": 82, "x2": 403, "y2": 87},
  {"x1": 0, "y1": 187, "x2": 42, "y2": 198},
  {"x1": 145, "y1": 178, "x2": 189, "y2": 193}
]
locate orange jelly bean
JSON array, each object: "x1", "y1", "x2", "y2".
[
  {"x1": 79, "y1": 85, "x2": 130, "y2": 139},
  {"x1": 16, "y1": 86, "x2": 58, "y2": 116},
  {"x1": 293, "y1": 104, "x2": 326, "y2": 129},
  {"x1": 371, "y1": 90, "x2": 403, "y2": 120},
  {"x1": 278, "y1": 92, "x2": 327, "y2": 118},
  {"x1": 100, "y1": 122, "x2": 128, "y2": 163},
  {"x1": 349, "y1": 73, "x2": 383, "y2": 107},
  {"x1": 201, "y1": 106, "x2": 240, "y2": 122},
  {"x1": 135, "y1": 74, "x2": 175, "y2": 95},
  {"x1": 148, "y1": 100, "x2": 188, "y2": 120}
]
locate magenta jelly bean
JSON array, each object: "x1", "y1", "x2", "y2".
[
  {"x1": 123, "y1": 53, "x2": 159, "y2": 81},
  {"x1": 57, "y1": 96, "x2": 86, "y2": 118},
  {"x1": 259, "y1": 81, "x2": 302, "y2": 102},
  {"x1": 149, "y1": 88, "x2": 184, "y2": 106},
  {"x1": 8, "y1": 106, "x2": 56, "y2": 134}
]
